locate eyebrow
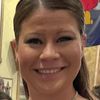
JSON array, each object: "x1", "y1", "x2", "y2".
[
  {"x1": 27, "y1": 32, "x2": 44, "y2": 36},
  {"x1": 25, "y1": 26, "x2": 78, "y2": 37}
]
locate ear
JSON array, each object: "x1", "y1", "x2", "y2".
[
  {"x1": 81, "y1": 33, "x2": 87, "y2": 49},
  {"x1": 11, "y1": 40, "x2": 19, "y2": 71},
  {"x1": 80, "y1": 33, "x2": 87, "y2": 58}
]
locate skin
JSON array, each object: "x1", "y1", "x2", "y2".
[{"x1": 15, "y1": 8, "x2": 86, "y2": 100}]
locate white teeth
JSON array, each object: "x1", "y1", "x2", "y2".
[{"x1": 38, "y1": 69, "x2": 60, "y2": 74}]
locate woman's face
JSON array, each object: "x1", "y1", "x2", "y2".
[{"x1": 16, "y1": 9, "x2": 84, "y2": 94}]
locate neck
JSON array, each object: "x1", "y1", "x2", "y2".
[{"x1": 28, "y1": 85, "x2": 77, "y2": 100}]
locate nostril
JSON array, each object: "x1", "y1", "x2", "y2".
[{"x1": 61, "y1": 66, "x2": 66, "y2": 70}]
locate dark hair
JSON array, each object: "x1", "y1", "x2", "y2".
[
  {"x1": 92, "y1": 85, "x2": 100, "y2": 99},
  {"x1": 14, "y1": 0, "x2": 93, "y2": 100},
  {"x1": 0, "y1": 92, "x2": 12, "y2": 100},
  {"x1": 14, "y1": 0, "x2": 85, "y2": 42}
]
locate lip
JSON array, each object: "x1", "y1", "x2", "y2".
[
  {"x1": 34, "y1": 67, "x2": 65, "y2": 74},
  {"x1": 32, "y1": 66, "x2": 66, "y2": 80}
]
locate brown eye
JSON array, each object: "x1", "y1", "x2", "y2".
[
  {"x1": 25, "y1": 38, "x2": 43, "y2": 45},
  {"x1": 57, "y1": 36, "x2": 74, "y2": 43}
]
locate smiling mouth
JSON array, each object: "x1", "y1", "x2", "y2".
[{"x1": 34, "y1": 67, "x2": 66, "y2": 74}]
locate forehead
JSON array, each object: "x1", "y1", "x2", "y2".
[
  {"x1": 19, "y1": 8, "x2": 80, "y2": 38},
  {"x1": 21, "y1": 8, "x2": 78, "y2": 28}
]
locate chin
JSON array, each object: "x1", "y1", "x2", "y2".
[{"x1": 34, "y1": 79, "x2": 67, "y2": 95}]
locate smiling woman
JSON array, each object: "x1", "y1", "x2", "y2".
[{"x1": 13, "y1": 0, "x2": 94, "y2": 100}]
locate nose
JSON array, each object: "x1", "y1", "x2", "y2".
[{"x1": 40, "y1": 43, "x2": 60, "y2": 60}]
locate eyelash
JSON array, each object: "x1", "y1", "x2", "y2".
[
  {"x1": 25, "y1": 36, "x2": 74, "y2": 45},
  {"x1": 25, "y1": 38, "x2": 43, "y2": 45},
  {"x1": 57, "y1": 36, "x2": 74, "y2": 43}
]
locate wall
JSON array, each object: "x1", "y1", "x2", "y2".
[
  {"x1": 0, "y1": 0, "x2": 19, "y2": 100},
  {"x1": 84, "y1": 46, "x2": 100, "y2": 89}
]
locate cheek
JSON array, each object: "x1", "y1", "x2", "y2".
[
  {"x1": 62, "y1": 42, "x2": 82, "y2": 75},
  {"x1": 70, "y1": 43, "x2": 82, "y2": 68},
  {"x1": 62, "y1": 41, "x2": 82, "y2": 60},
  {"x1": 17, "y1": 47, "x2": 39, "y2": 71},
  {"x1": 71, "y1": 43, "x2": 82, "y2": 75}
]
